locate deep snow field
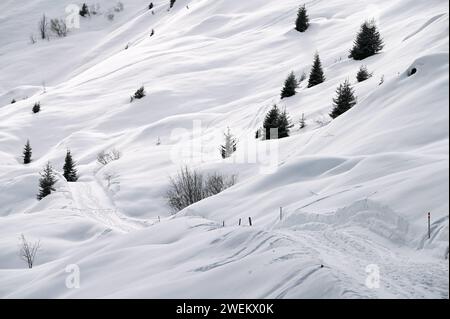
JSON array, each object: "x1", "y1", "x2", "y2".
[{"x1": 0, "y1": 0, "x2": 449, "y2": 298}]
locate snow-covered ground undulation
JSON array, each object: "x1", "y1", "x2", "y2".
[{"x1": 0, "y1": 0, "x2": 448, "y2": 298}]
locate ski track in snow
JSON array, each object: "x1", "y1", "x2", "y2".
[{"x1": 68, "y1": 181, "x2": 148, "y2": 233}]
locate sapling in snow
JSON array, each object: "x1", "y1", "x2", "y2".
[
  {"x1": 221, "y1": 127, "x2": 237, "y2": 159},
  {"x1": 330, "y1": 79, "x2": 357, "y2": 119},
  {"x1": 308, "y1": 53, "x2": 325, "y2": 88},
  {"x1": 37, "y1": 162, "x2": 57, "y2": 200},
  {"x1": 295, "y1": 5, "x2": 310, "y2": 32},
  {"x1": 63, "y1": 150, "x2": 79, "y2": 182},
  {"x1": 23, "y1": 140, "x2": 32, "y2": 164}
]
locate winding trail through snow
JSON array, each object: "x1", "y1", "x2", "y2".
[{"x1": 68, "y1": 181, "x2": 148, "y2": 233}]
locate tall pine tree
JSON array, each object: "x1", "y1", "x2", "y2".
[
  {"x1": 23, "y1": 140, "x2": 32, "y2": 164},
  {"x1": 281, "y1": 72, "x2": 298, "y2": 99},
  {"x1": 295, "y1": 5, "x2": 310, "y2": 32},
  {"x1": 349, "y1": 20, "x2": 384, "y2": 60},
  {"x1": 63, "y1": 150, "x2": 79, "y2": 182},
  {"x1": 308, "y1": 53, "x2": 325, "y2": 88},
  {"x1": 330, "y1": 80, "x2": 357, "y2": 119},
  {"x1": 37, "y1": 162, "x2": 57, "y2": 200}
]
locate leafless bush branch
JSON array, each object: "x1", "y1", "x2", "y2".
[{"x1": 19, "y1": 234, "x2": 40, "y2": 269}]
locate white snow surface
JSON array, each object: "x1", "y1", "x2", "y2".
[{"x1": 0, "y1": 0, "x2": 448, "y2": 298}]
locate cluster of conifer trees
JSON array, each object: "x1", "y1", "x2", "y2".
[{"x1": 260, "y1": 4, "x2": 383, "y2": 140}]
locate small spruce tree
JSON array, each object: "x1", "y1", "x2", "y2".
[
  {"x1": 134, "y1": 86, "x2": 146, "y2": 99},
  {"x1": 356, "y1": 65, "x2": 372, "y2": 82},
  {"x1": 80, "y1": 3, "x2": 90, "y2": 17},
  {"x1": 221, "y1": 127, "x2": 237, "y2": 159},
  {"x1": 349, "y1": 20, "x2": 384, "y2": 60},
  {"x1": 295, "y1": 5, "x2": 310, "y2": 33},
  {"x1": 278, "y1": 109, "x2": 294, "y2": 138},
  {"x1": 37, "y1": 162, "x2": 57, "y2": 200},
  {"x1": 308, "y1": 53, "x2": 325, "y2": 88},
  {"x1": 170, "y1": 0, "x2": 176, "y2": 9},
  {"x1": 330, "y1": 80, "x2": 357, "y2": 119},
  {"x1": 149, "y1": 3, "x2": 154, "y2": 10},
  {"x1": 63, "y1": 150, "x2": 79, "y2": 182},
  {"x1": 23, "y1": 140, "x2": 32, "y2": 164},
  {"x1": 11, "y1": 99, "x2": 16, "y2": 104},
  {"x1": 32, "y1": 102, "x2": 41, "y2": 114},
  {"x1": 281, "y1": 72, "x2": 298, "y2": 99},
  {"x1": 263, "y1": 105, "x2": 281, "y2": 140},
  {"x1": 262, "y1": 105, "x2": 293, "y2": 139}
]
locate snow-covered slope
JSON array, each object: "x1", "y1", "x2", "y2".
[{"x1": 0, "y1": 0, "x2": 448, "y2": 298}]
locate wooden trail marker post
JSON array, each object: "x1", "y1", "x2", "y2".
[
  {"x1": 428, "y1": 212, "x2": 431, "y2": 239},
  {"x1": 280, "y1": 207, "x2": 283, "y2": 221}
]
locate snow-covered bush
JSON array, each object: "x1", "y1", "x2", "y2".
[{"x1": 97, "y1": 149, "x2": 122, "y2": 166}]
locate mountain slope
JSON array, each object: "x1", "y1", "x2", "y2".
[{"x1": 0, "y1": 0, "x2": 448, "y2": 298}]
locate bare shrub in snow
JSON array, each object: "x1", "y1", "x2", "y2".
[
  {"x1": 19, "y1": 234, "x2": 40, "y2": 269},
  {"x1": 114, "y1": 2, "x2": 124, "y2": 12},
  {"x1": 97, "y1": 149, "x2": 122, "y2": 166},
  {"x1": 204, "y1": 173, "x2": 237, "y2": 196},
  {"x1": 50, "y1": 18, "x2": 68, "y2": 37},
  {"x1": 29, "y1": 34, "x2": 36, "y2": 44},
  {"x1": 106, "y1": 12, "x2": 115, "y2": 21},
  {"x1": 38, "y1": 14, "x2": 49, "y2": 40},
  {"x1": 166, "y1": 167, "x2": 237, "y2": 213},
  {"x1": 90, "y1": 4, "x2": 101, "y2": 15}
]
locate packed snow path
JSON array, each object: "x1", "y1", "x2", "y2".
[{"x1": 68, "y1": 182, "x2": 148, "y2": 233}]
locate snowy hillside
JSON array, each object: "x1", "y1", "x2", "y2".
[{"x1": 0, "y1": 0, "x2": 448, "y2": 298}]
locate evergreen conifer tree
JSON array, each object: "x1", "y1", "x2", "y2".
[
  {"x1": 356, "y1": 65, "x2": 372, "y2": 82},
  {"x1": 349, "y1": 20, "x2": 384, "y2": 60},
  {"x1": 80, "y1": 3, "x2": 90, "y2": 17},
  {"x1": 170, "y1": 0, "x2": 176, "y2": 9},
  {"x1": 32, "y1": 102, "x2": 41, "y2": 114},
  {"x1": 330, "y1": 80, "x2": 357, "y2": 119},
  {"x1": 295, "y1": 5, "x2": 310, "y2": 32},
  {"x1": 37, "y1": 162, "x2": 57, "y2": 200},
  {"x1": 134, "y1": 86, "x2": 146, "y2": 99},
  {"x1": 278, "y1": 109, "x2": 293, "y2": 138},
  {"x1": 262, "y1": 105, "x2": 293, "y2": 139},
  {"x1": 263, "y1": 105, "x2": 281, "y2": 140},
  {"x1": 63, "y1": 150, "x2": 79, "y2": 182},
  {"x1": 281, "y1": 72, "x2": 298, "y2": 99},
  {"x1": 221, "y1": 128, "x2": 237, "y2": 159},
  {"x1": 23, "y1": 140, "x2": 32, "y2": 164},
  {"x1": 308, "y1": 53, "x2": 325, "y2": 88}
]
